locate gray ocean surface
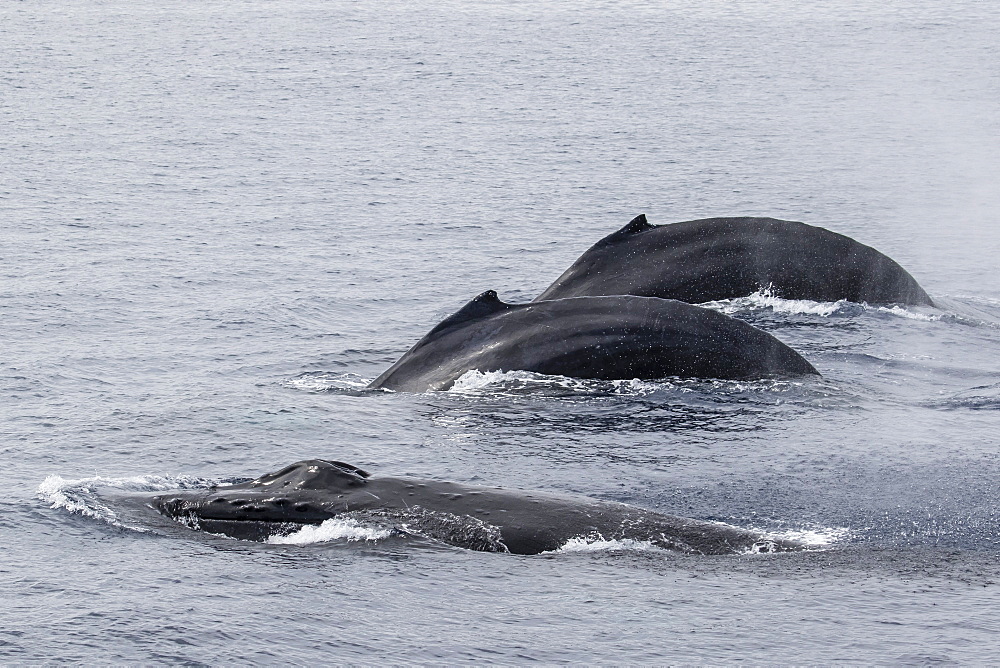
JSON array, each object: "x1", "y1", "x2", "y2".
[{"x1": 4, "y1": 0, "x2": 1000, "y2": 663}]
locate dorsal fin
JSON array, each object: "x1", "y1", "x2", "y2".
[
  {"x1": 621, "y1": 213, "x2": 651, "y2": 233},
  {"x1": 426, "y1": 290, "x2": 513, "y2": 336},
  {"x1": 600, "y1": 214, "x2": 652, "y2": 245}
]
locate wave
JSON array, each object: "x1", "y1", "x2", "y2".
[
  {"x1": 267, "y1": 518, "x2": 393, "y2": 545},
  {"x1": 928, "y1": 382, "x2": 1000, "y2": 410},
  {"x1": 450, "y1": 369, "x2": 600, "y2": 394},
  {"x1": 869, "y1": 304, "x2": 942, "y2": 322},
  {"x1": 555, "y1": 536, "x2": 662, "y2": 553},
  {"x1": 700, "y1": 286, "x2": 942, "y2": 321},
  {"x1": 446, "y1": 368, "x2": 853, "y2": 411},
  {"x1": 553, "y1": 524, "x2": 849, "y2": 555},
  {"x1": 284, "y1": 371, "x2": 373, "y2": 393},
  {"x1": 766, "y1": 525, "x2": 852, "y2": 547},
  {"x1": 450, "y1": 369, "x2": 811, "y2": 395},
  {"x1": 700, "y1": 288, "x2": 854, "y2": 318},
  {"x1": 37, "y1": 473, "x2": 214, "y2": 532}
]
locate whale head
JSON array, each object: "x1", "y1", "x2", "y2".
[
  {"x1": 245, "y1": 459, "x2": 370, "y2": 490},
  {"x1": 151, "y1": 459, "x2": 372, "y2": 540}
]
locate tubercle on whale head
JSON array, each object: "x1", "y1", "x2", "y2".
[
  {"x1": 249, "y1": 459, "x2": 370, "y2": 491},
  {"x1": 151, "y1": 491, "x2": 335, "y2": 527},
  {"x1": 149, "y1": 459, "x2": 373, "y2": 525}
]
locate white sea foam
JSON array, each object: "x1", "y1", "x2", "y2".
[
  {"x1": 285, "y1": 372, "x2": 371, "y2": 392},
  {"x1": 871, "y1": 305, "x2": 940, "y2": 321},
  {"x1": 554, "y1": 524, "x2": 850, "y2": 555},
  {"x1": 702, "y1": 286, "x2": 942, "y2": 322},
  {"x1": 768, "y1": 526, "x2": 852, "y2": 547},
  {"x1": 37, "y1": 473, "x2": 208, "y2": 531},
  {"x1": 450, "y1": 369, "x2": 524, "y2": 391},
  {"x1": 267, "y1": 518, "x2": 392, "y2": 545},
  {"x1": 449, "y1": 369, "x2": 591, "y2": 393},
  {"x1": 448, "y1": 368, "x2": 818, "y2": 402},
  {"x1": 701, "y1": 286, "x2": 849, "y2": 317},
  {"x1": 450, "y1": 370, "x2": 681, "y2": 397},
  {"x1": 37, "y1": 475, "x2": 118, "y2": 522},
  {"x1": 609, "y1": 378, "x2": 668, "y2": 395},
  {"x1": 555, "y1": 536, "x2": 661, "y2": 553}
]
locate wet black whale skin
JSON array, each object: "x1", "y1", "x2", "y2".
[
  {"x1": 367, "y1": 291, "x2": 818, "y2": 393},
  {"x1": 151, "y1": 459, "x2": 801, "y2": 555},
  {"x1": 535, "y1": 214, "x2": 933, "y2": 306}
]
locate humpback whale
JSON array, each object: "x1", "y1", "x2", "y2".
[
  {"x1": 535, "y1": 215, "x2": 933, "y2": 306},
  {"x1": 150, "y1": 459, "x2": 800, "y2": 555},
  {"x1": 367, "y1": 291, "x2": 818, "y2": 392}
]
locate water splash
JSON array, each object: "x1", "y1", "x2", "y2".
[
  {"x1": 701, "y1": 285, "x2": 941, "y2": 322},
  {"x1": 449, "y1": 369, "x2": 594, "y2": 394},
  {"x1": 555, "y1": 536, "x2": 661, "y2": 553},
  {"x1": 767, "y1": 526, "x2": 852, "y2": 547},
  {"x1": 446, "y1": 368, "x2": 846, "y2": 410},
  {"x1": 37, "y1": 473, "x2": 211, "y2": 532},
  {"x1": 871, "y1": 305, "x2": 941, "y2": 322},
  {"x1": 450, "y1": 369, "x2": 803, "y2": 396},
  {"x1": 702, "y1": 286, "x2": 852, "y2": 317},
  {"x1": 284, "y1": 372, "x2": 373, "y2": 393},
  {"x1": 552, "y1": 525, "x2": 850, "y2": 555},
  {"x1": 267, "y1": 518, "x2": 393, "y2": 545}
]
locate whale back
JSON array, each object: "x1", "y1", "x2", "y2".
[
  {"x1": 367, "y1": 292, "x2": 818, "y2": 392},
  {"x1": 150, "y1": 459, "x2": 802, "y2": 554},
  {"x1": 535, "y1": 215, "x2": 933, "y2": 306}
]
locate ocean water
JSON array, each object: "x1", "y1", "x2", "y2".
[{"x1": 4, "y1": 0, "x2": 1000, "y2": 663}]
